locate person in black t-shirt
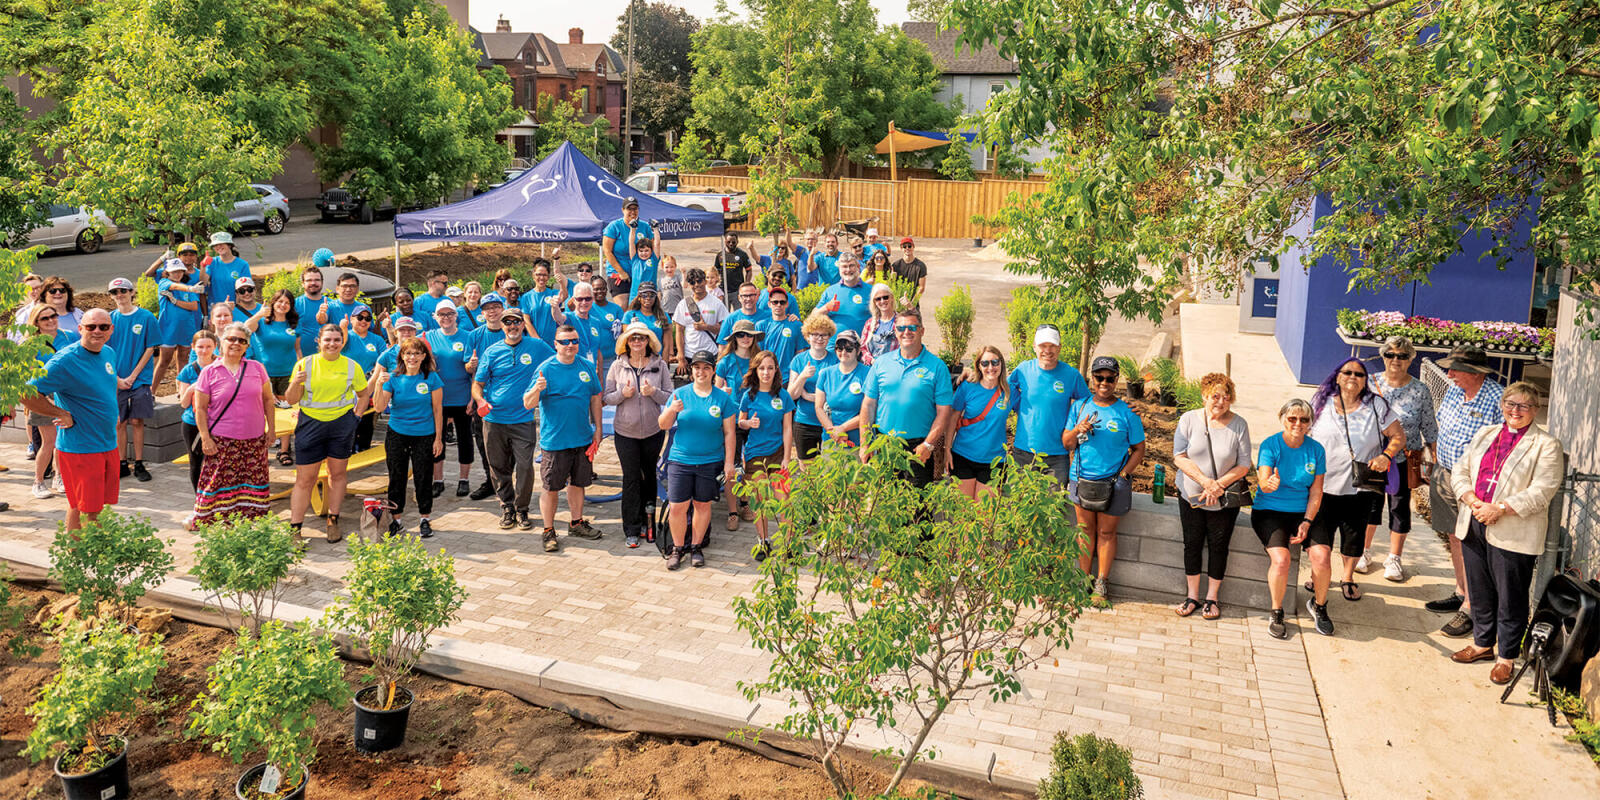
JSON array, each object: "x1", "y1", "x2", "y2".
[
  {"x1": 889, "y1": 237, "x2": 928, "y2": 310},
  {"x1": 713, "y1": 233, "x2": 751, "y2": 291}
]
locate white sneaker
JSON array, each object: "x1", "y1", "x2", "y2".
[
  {"x1": 51, "y1": 477, "x2": 64, "y2": 493},
  {"x1": 1383, "y1": 555, "x2": 1407, "y2": 582},
  {"x1": 1354, "y1": 549, "x2": 1373, "y2": 574},
  {"x1": 31, "y1": 482, "x2": 51, "y2": 499},
  {"x1": 275, "y1": 399, "x2": 291, "y2": 409}
]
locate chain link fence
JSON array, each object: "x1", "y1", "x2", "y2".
[{"x1": 1550, "y1": 469, "x2": 1600, "y2": 587}]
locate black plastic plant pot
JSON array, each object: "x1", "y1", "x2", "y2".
[
  {"x1": 352, "y1": 684, "x2": 414, "y2": 753},
  {"x1": 55, "y1": 743, "x2": 130, "y2": 800},
  {"x1": 1126, "y1": 379, "x2": 1145, "y2": 400},
  {"x1": 1159, "y1": 390, "x2": 1177, "y2": 407},
  {"x1": 235, "y1": 763, "x2": 308, "y2": 800}
]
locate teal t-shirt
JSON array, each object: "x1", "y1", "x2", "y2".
[
  {"x1": 424, "y1": 328, "x2": 475, "y2": 406},
  {"x1": 109, "y1": 307, "x2": 159, "y2": 386},
  {"x1": 177, "y1": 361, "x2": 203, "y2": 426},
  {"x1": 863, "y1": 348, "x2": 953, "y2": 439},
  {"x1": 254, "y1": 318, "x2": 298, "y2": 378},
  {"x1": 533, "y1": 356, "x2": 602, "y2": 451},
  {"x1": 787, "y1": 350, "x2": 838, "y2": 427},
  {"x1": 1068, "y1": 398, "x2": 1145, "y2": 481},
  {"x1": 951, "y1": 381, "x2": 1010, "y2": 465},
  {"x1": 1255, "y1": 432, "x2": 1327, "y2": 513},
  {"x1": 819, "y1": 282, "x2": 873, "y2": 341},
  {"x1": 342, "y1": 330, "x2": 385, "y2": 373},
  {"x1": 30, "y1": 342, "x2": 120, "y2": 454},
  {"x1": 815, "y1": 362, "x2": 871, "y2": 445},
  {"x1": 1009, "y1": 360, "x2": 1091, "y2": 456},
  {"x1": 716, "y1": 352, "x2": 751, "y2": 388},
  {"x1": 668, "y1": 385, "x2": 733, "y2": 465},
  {"x1": 622, "y1": 310, "x2": 667, "y2": 345},
  {"x1": 738, "y1": 387, "x2": 792, "y2": 459},
  {"x1": 383, "y1": 372, "x2": 439, "y2": 437}
]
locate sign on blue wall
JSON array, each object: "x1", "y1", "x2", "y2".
[{"x1": 1251, "y1": 279, "x2": 1279, "y2": 318}]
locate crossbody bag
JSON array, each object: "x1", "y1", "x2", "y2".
[
  {"x1": 1204, "y1": 423, "x2": 1253, "y2": 508},
  {"x1": 1339, "y1": 397, "x2": 1389, "y2": 494}
]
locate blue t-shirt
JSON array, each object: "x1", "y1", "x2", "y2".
[
  {"x1": 1069, "y1": 399, "x2": 1145, "y2": 481},
  {"x1": 816, "y1": 362, "x2": 872, "y2": 445},
  {"x1": 862, "y1": 242, "x2": 889, "y2": 263},
  {"x1": 424, "y1": 328, "x2": 475, "y2": 406},
  {"x1": 668, "y1": 385, "x2": 733, "y2": 465},
  {"x1": 863, "y1": 348, "x2": 953, "y2": 440},
  {"x1": 177, "y1": 361, "x2": 203, "y2": 426},
  {"x1": 342, "y1": 329, "x2": 385, "y2": 374},
  {"x1": 819, "y1": 282, "x2": 872, "y2": 340},
  {"x1": 628, "y1": 256, "x2": 660, "y2": 300},
  {"x1": 521, "y1": 286, "x2": 562, "y2": 318},
  {"x1": 716, "y1": 352, "x2": 751, "y2": 388},
  {"x1": 718, "y1": 307, "x2": 771, "y2": 343},
  {"x1": 376, "y1": 341, "x2": 415, "y2": 374},
  {"x1": 254, "y1": 318, "x2": 299, "y2": 377},
  {"x1": 739, "y1": 387, "x2": 792, "y2": 459},
  {"x1": 157, "y1": 278, "x2": 203, "y2": 346},
  {"x1": 30, "y1": 342, "x2": 119, "y2": 454},
  {"x1": 294, "y1": 295, "x2": 328, "y2": 356},
  {"x1": 207, "y1": 257, "x2": 251, "y2": 306},
  {"x1": 1009, "y1": 360, "x2": 1091, "y2": 457},
  {"x1": 38, "y1": 329, "x2": 79, "y2": 364},
  {"x1": 525, "y1": 298, "x2": 563, "y2": 346},
  {"x1": 393, "y1": 308, "x2": 436, "y2": 334},
  {"x1": 109, "y1": 307, "x2": 159, "y2": 386},
  {"x1": 812, "y1": 252, "x2": 841, "y2": 286},
  {"x1": 412, "y1": 292, "x2": 446, "y2": 323},
  {"x1": 603, "y1": 218, "x2": 655, "y2": 275},
  {"x1": 590, "y1": 302, "x2": 624, "y2": 354},
  {"x1": 758, "y1": 317, "x2": 803, "y2": 369},
  {"x1": 622, "y1": 310, "x2": 667, "y2": 345},
  {"x1": 788, "y1": 350, "x2": 839, "y2": 427},
  {"x1": 469, "y1": 325, "x2": 506, "y2": 363},
  {"x1": 323, "y1": 298, "x2": 366, "y2": 329},
  {"x1": 756, "y1": 255, "x2": 797, "y2": 283},
  {"x1": 383, "y1": 371, "x2": 439, "y2": 437},
  {"x1": 473, "y1": 336, "x2": 554, "y2": 425},
  {"x1": 951, "y1": 381, "x2": 1011, "y2": 465},
  {"x1": 1255, "y1": 432, "x2": 1327, "y2": 513},
  {"x1": 533, "y1": 356, "x2": 602, "y2": 451},
  {"x1": 566, "y1": 311, "x2": 607, "y2": 367}
]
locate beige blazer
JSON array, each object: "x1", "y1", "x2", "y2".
[{"x1": 1450, "y1": 422, "x2": 1564, "y2": 555}]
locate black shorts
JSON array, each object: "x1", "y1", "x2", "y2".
[
  {"x1": 950, "y1": 452, "x2": 1000, "y2": 484},
  {"x1": 793, "y1": 421, "x2": 825, "y2": 459},
  {"x1": 270, "y1": 374, "x2": 291, "y2": 395},
  {"x1": 1069, "y1": 475, "x2": 1133, "y2": 517},
  {"x1": 117, "y1": 385, "x2": 155, "y2": 423},
  {"x1": 667, "y1": 460, "x2": 721, "y2": 503},
  {"x1": 1251, "y1": 508, "x2": 1303, "y2": 550},
  {"x1": 294, "y1": 412, "x2": 358, "y2": 464},
  {"x1": 541, "y1": 446, "x2": 595, "y2": 491},
  {"x1": 1308, "y1": 492, "x2": 1370, "y2": 556}
]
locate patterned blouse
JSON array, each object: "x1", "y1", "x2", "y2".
[{"x1": 1368, "y1": 373, "x2": 1437, "y2": 453}]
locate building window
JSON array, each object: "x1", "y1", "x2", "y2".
[
  {"x1": 559, "y1": 84, "x2": 568, "y2": 101},
  {"x1": 525, "y1": 80, "x2": 533, "y2": 110},
  {"x1": 597, "y1": 58, "x2": 606, "y2": 78},
  {"x1": 596, "y1": 87, "x2": 605, "y2": 113}
]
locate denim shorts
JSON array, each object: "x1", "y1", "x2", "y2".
[{"x1": 666, "y1": 460, "x2": 721, "y2": 504}]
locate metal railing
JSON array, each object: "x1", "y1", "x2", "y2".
[{"x1": 1549, "y1": 468, "x2": 1600, "y2": 590}]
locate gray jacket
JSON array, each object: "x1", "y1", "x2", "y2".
[{"x1": 603, "y1": 354, "x2": 673, "y2": 439}]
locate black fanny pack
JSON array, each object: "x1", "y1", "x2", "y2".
[{"x1": 1076, "y1": 476, "x2": 1116, "y2": 512}]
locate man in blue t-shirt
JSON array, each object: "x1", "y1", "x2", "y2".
[
  {"x1": 413, "y1": 270, "x2": 449, "y2": 322},
  {"x1": 1008, "y1": 324, "x2": 1091, "y2": 486},
  {"x1": 325, "y1": 272, "x2": 365, "y2": 330},
  {"x1": 804, "y1": 233, "x2": 842, "y2": 290},
  {"x1": 601, "y1": 197, "x2": 656, "y2": 299},
  {"x1": 860, "y1": 310, "x2": 953, "y2": 487},
  {"x1": 718, "y1": 282, "x2": 772, "y2": 344},
  {"x1": 294, "y1": 266, "x2": 330, "y2": 356},
  {"x1": 758, "y1": 288, "x2": 803, "y2": 368},
  {"x1": 23, "y1": 308, "x2": 122, "y2": 530},
  {"x1": 522, "y1": 324, "x2": 605, "y2": 552},
  {"x1": 471, "y1": 307, "x2": 555, "y2": 529},
  {"x1": 107, "y1": 278, "x2": 160, "y2": 482},
  {"x1": 818, "y1": 255, "x2": 872, "y2": 343}
]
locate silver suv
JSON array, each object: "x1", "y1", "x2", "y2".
[{"x1": 7, "y1": 204, "x2": 119, "y2": 254}]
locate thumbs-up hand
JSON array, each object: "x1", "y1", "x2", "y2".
[{"x1": 316, "y1": 298, "x2": 328, "y2": 323}]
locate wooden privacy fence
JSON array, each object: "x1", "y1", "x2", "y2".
[{"x1": 677, "y1": 173, "x2": 1048, "y2": 240}]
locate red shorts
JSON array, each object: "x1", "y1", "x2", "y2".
[{"x1": 57, "y1": 450, "x2": 120, "y2": 514}]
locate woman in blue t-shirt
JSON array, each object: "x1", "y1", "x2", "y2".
[
  {"x1": 372, "y1": 338, "x2": 443, "y2": 539},
  {"x1": 154, "y1": 260, "x2": 204, "y2": 395},
  {"x1": 177, "y1": 329, "x2": 219, "y2": 495},
  {"x1": 26, "y1": 305, "x2": 78, "y2": 499},
  {"x1": 737, "y1": 351, "x2": 793, "y2": 561},
  {"x1": 342, "y1": 308, "x2": 386, "y2": 451},
  {"x1": 425, "y1": 302, "x2": 477, "y2": 498},
  {"x1": 945, "y1": 346, "x2": 1011, "y2": 499},
  {"x1": 246, "y1": 289, "x2": 300, "y2": 465},
  {"x1": 623, "y1": 282, "x2": 672, "y2": 365},
  {"x1": 1254, "y1": 398, "x2": 1326, "y2": 639},
  {"x1": 1065, "y1": 357, "x2": 1147, "y2": 609},
  {"x1": 657, "y1": 350, "x2": 736, "y2": 571},
  {"x1": 716, "y1": 321, "x2": 759, "y2": 390},
  {"x1": 813, "y1": 329, "x2": 871, "y2": 448},
  {"x1": 786, "y1": 315, "x2": 838, "y2": 460}
]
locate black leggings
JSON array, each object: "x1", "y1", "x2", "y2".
[
  {"x1": 1179, "y1": 496, "x2": 1241, "y2": 580},
  {"x1": 437, "y1": 405, "x2": 474, "y2": 465},
  {"x1": 470, "y1": 413, "x2": 492, "y2": 484},
  {"x1": 355, "y1": 412, "x2": 376, "y2": 452},
  {"x1": 182, "y1": 422, "x2": 204, "y2": 491},
  {"x1": 614, "y1": 431, "x2": 665, "y2": 537},
  {"x1": 385, "y1": 431, "x2": 435, "y2": 517}
]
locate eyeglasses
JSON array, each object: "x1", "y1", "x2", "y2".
[
  {"x1": 1090, "y1": 374, "x2": 1118, "y2": 383},
  {"x1": 1338, "y1": 369, "x2": 1366, "y2": 378},
  {"x1": 739, "y1": 294, "x2": 759, "y2": 301},
  {"x1": 555, "y1": 338, "x2": 579, "y2": 346},
  {"x1": 895, "y1": 324, "x2": 918, "y2": 332},
  {"x1": 1381, "y1": 352, "x2": 1410, "y2": 360},
  {"x1": 1503, "y1": 400, "x2": 1534, "y2": 412},
  {"x1": 81, "y1": 323, "x2": 111, "y2": 332},
  {"x1": 46, "y1": 287, "x2": 67, "y2": 295},
  {"x1": 978, "y1": 359, "x2": 1001, "y2": 367},
  {"x1": 224, "y1": 336, "x2": 248, "y2": 345},
  {"x1": 1285, "y1": 416, "x2": 1311, "y2": 423},
  {"x1": 110, "y1": 288, "x2": 132, "y2": 295}
]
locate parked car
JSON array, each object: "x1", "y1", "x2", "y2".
[
  {"x1": 2, "y1": 204, "x2": 118, "y2": 254},
  {"x1": 227, "y1": 183, "x2": 290, "y2": 234},
  {"x1": 472, "y1": 168, "x2": 527, "y2": 196},
  {"x1": 623, "y1": 170, "x2": 747, "y2": 224},
  {"x1": 317, "y1": 186, "x2": 397, "y2": 225}
]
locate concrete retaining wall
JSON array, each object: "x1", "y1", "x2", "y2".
[{"x1": 1106, "y1": 493, "x2": 1301, "y2": 613}]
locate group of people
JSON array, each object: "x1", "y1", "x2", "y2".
[{"x1": 14, "y1": 203, "x2": 1567, "y2": 681}]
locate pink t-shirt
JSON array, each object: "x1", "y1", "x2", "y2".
[{"x1": 196, "y1": 359, "x2": 269, "y2": 441}]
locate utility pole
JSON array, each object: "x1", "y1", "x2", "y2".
[{"x1": 623, "y1": 0, "x2": 636, "y2": 178}]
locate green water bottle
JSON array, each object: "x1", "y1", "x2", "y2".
[{"x1": 1153, "y1": 464, "x2": 1166, "y2": 504}]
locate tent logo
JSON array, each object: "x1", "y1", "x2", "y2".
[
  {"x1": 587, "y1": 174, "x2": 626, "y2": 201},
  {"x1": 520, "y1": 173, "x2": 561, "y2": 205}
]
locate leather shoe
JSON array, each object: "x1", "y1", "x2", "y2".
[
  {"x1": 1451, "y1": 645, "x2": 1493, "y2": 664},
  {"x1": 1490, "y1": 661, "x2": 1514, "y2": 685}
]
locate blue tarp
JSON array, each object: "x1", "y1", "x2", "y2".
[
  {"x1": 901, "y1": 129, "x2": 979, "y2": 143},
  {"x1": 393, "y1": 141, "x2": 724, "y2": 243}
]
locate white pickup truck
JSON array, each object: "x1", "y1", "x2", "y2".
[{"x1": 623, "y1": 171, "x2": 747, "y2": 225}]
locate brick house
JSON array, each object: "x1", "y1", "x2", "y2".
[{"x1": 475, "y1": 18, "x2": 630, "y2": 165}]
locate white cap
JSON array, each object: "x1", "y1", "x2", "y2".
[
  {"x1": 445, "y1": 286, "x2": 464, "y2": 297},
  {"x1": 1033, "y1": 326, "x2": 1062, "y2": 347},
  {"x1": 433, "y1": 300, "x2": 458, "y2": 316},
  {"x1": 235, "y1": 276, "x2": 255, "y2": 289},
  {"x1": 107, "y1": 277, "x2": 134, "y2": 291},
  {"x1": 163, "y1": 258, "x2": 187, "y2": 273},
  {"x1": 866, "y1": 227, "x2": 879, "y2": 238}
]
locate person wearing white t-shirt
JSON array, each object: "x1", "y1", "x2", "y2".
[{"x1": 671, "y1": 267, "x2": 728, "y2": 375}]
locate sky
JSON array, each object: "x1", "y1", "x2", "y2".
[{"x1": 469, "y1": 0, "x2": 914, "y2": 45}]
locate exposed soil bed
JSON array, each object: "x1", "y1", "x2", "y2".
[
  {"x1": 1124, "y1": 396, "x2": 1176, "y2": 495},
  {"x1": 1, "y1": 583, "x2": 896, "y2": 800}
]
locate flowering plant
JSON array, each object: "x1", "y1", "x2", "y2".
[{"x1": 1337, "y1": 308, "x2": 1553, "y2": 353}]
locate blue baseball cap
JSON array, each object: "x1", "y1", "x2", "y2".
[{"x1": 479, "y1": 292, "x2": 505, "y2": 307}]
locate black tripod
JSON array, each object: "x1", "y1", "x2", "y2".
[{"x1": 1499, "y1": 620, "x2": 1558, "y2": 727}]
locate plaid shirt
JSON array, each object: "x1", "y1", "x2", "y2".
[{"x1": 1436, "y1": 379, "x2": 1504, "y2": 470}]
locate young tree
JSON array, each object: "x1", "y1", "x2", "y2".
[
  {"x1": 611, "y1": 1, "x2": 701, "y2": 140},
  {"x1": 0, "y1": 247, "x2": 45, "y2": 406},
  {"x1": 739, "y1": 0, "x2": 828, "y2": 238},
  {"x1": 734, "y1": 442, "x2": 1087, "y2": 796},
  {"x1": 0, "y1": 90, "x2": 44, "y2": 246},
  {"x1": 531, "y1": 91, "x2": 622, "y2": 167}
]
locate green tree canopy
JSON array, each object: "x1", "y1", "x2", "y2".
[
  {"x1": 530, "y1": 91, "x2": 621, "y2": 168},
  {"x1": 686, "y1": 0, "x2": 957, "y2": 176},
  {"x1": 611, "y1": 1, "x2": 700, "y2": 139},
  {"x1": 947, "y1": 0, "x2": 1600, "y2": 309}
]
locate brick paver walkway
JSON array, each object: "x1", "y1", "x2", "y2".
[{"x1": 0, "y1": 437, "x2": 1341, "y2": 799}]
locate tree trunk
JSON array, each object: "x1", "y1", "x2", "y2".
[{"x1": 1078, "y1": 322, "x2": 1092, "y2": 375}]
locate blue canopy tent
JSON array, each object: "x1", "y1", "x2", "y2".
[{"x1": 391, "y1": 142, "x2": 724, "y2": 280}]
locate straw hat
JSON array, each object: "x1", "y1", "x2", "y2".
[{"x1": 614, "y1": 320, "x2": 662, "y2": 356}]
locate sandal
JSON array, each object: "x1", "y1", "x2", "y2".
[
  {"x1": 1174, "y1": 597, "x2": 1201, "y2": 617},
  {"x1": 1304, "y1": 579, "x2": 1315, "y2": 593},
  {"x1": 726, "y1": 512, "x2": 740, "y2": 531},
  {"x1": 1341, "y1": 581, "x2": 1362, "y2": 601},
  {"x1": 1202, "y1": 599, "x2": 1222, "y2": 620},
  {"x1": 277, "y1": 450, "x2": 294, "y2": 467}
]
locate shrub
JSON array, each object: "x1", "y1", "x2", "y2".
[
  {"x1": 875, "y1": 272, "x2": 920, "y2": 311},
  {"x1": 792, "y1": 282, "x2": 827, "y2": 318},
  {"x1": 48, "y1": 511, "x2": 175, "y2": 625},
  {"x1": 733, "y1": 442, "x2": 1087, "y2": 796},
  {"x1": 187, "y1": 621, "x2": 350, "y2": 792},
  {"x1": 0, "y1": 563, "x2": 41, "y2": 662},
  {"x1": 24, "y1": 619, "x2": 165, "y2": 773},
  {"x1": 257, "y1": 266, "x2": 300, "y2": 301},
  {"x1": 1004, "y1": 285, "x2": 1094, "y2": 369},
  {"x1": 322, "y1": 534, "x2": 466, "y2": 710},
  {"x1": 192, "y1": 515, "x2": 302, "y2": 638},
  {"x1": 1037, "y1": 732, "x2": 1144, "y2": 800},
  {"x1": 934, "y1": 284, "x2": 975, "y2": 365},
  {"x1": 135, "y1": 275, "x2": 159, "y2": 314}
]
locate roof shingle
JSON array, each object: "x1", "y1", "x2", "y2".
[{"x1": 899, "y1": 22, "x2": 1017, "y2": 75}]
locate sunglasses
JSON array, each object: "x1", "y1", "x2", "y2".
[
  {"x1": 638, "y1": 292, "x2": 656, "y2": 298},
  {"x1": 47, "y1": 287, "x2": 68, "y2": 295},
  {"x1": 81, "y1": 323, "x2": 111, "y2": 332},
  {"x1": 36, "y1": 313, "x2": 58, "y2": 322},
  {"x1": 768, "y1": 300, "x2": 786, "y2": 306},
  {"x1": 735, "y1": 332, "x2": 754, "y2": 339},
  {"x1": 555, "y1": 338, "x2": 580, "y2": 346},
  {"x1": 575, "y1": 297, "x2": 593, "y2": 303},
  {"x1": 978, "y1": 359, "x2": 1002, "y2": 367},
  {"x1": 110, "y1": 288, "x2": 132, "y2": 295},
  {"x1": 687, "y1": 277, "x2": 705, "y2": 285},
  {"x1": 874, "y1": 296, "x2": 892, "y2": 302},
  {"x1": 1090, "y1": 374, "x2": 1118, "y2": 383},
  {"x1": 895, "y1": 325, "x2": 918, "y2": 332},
  {"x1": 1338, "y1": 369, "x2": 1367, "y2": 378},
  {"x1": 355, "y1": 314, "x2": 373, "y2": 321},
  {"x1": 503, "y1": 318, "x2": 524, "y2": 326},
  {"x1": 901, "y1": 244, "x2": 913, "y2": 248},
  {"x1": 1285, "y1": 415, "x2": 1311, "y2": 423},
  {"x1": 1381, "y1": 352, "x2": 1409, "y2": 360},
  {"x1": 236, "y1": 288, "x2": 254, "y2": 294},
  {"x1": 224, "y1": 336, "x2": 249, "y2": 345},
  {"x1": 835, "y1": 341, "x2": 858, "y2": 351}
]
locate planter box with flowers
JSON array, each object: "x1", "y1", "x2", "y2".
[{"x1": 1336, "y1": 308, "x2": 1555, "y2": 357}]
